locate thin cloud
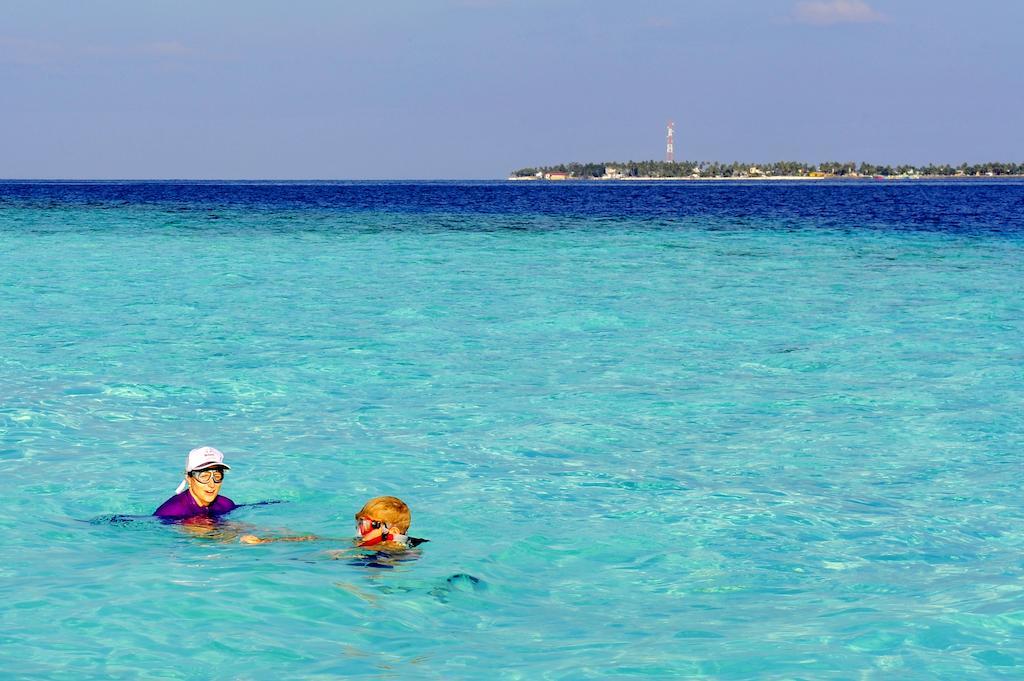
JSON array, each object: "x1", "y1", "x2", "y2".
[
  {"x1": 645, "y1": 17, "x2": 676, "y2": 30},
  {"x1": 2, "y1": 36, "x2": 199, "y2": 64},
  {"x1": 84, "y1": 41, "x2": 199, "y2": 59},
  {"x1": 141, "y1": 41, "x2": 197, "y2": 57},
  {"x1": 792, "y1": 0, "x2": 885, "y2": 26}
]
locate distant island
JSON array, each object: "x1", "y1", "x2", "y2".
[{"x1": 509, "y1": 160, "x2": 1024, "y2": 181}]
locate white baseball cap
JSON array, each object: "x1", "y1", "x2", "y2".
[
  {"x1": 185, "y1": 446, "x2": 231, "y2": 473},
  {"x1": 175, "y1": 446, "x2": 231, "y2": 494}
]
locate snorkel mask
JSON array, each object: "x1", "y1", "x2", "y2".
[{"x1": 357, "y1": 516, "x2": 403, "y2": 547}]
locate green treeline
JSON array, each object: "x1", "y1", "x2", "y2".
[{"x1": 511, "y1": 160, "x2": 1024, "y2": 178}]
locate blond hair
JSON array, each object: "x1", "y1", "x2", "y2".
[{"x1": 355, "y1": 496, "x2": 411, "y2": 534}]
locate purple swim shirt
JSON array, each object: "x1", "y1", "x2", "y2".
[{"x1": 153, "y1": 490, "x2": 238, "y2": 520}]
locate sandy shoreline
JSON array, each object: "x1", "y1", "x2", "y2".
[
  {"x1": 507, "y1": 175, "x2": 823, "y2": 181},
  {"x1": 507, "y1": 175, "x2": 1022, "y2": 182},
  {"x1": 617, "y1": 175, "x2": 826, "y2": 181},
  {"x1": 509, "y1": 175, "x2": 836, "y2": 182}
]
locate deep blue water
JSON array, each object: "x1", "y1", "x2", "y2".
[
  {"x1": 3, "y1": 178, "x2": 1023, "y2": 234},
  {"x1": 1, "y1": 180, "x2": 1022, "y2": 679}
]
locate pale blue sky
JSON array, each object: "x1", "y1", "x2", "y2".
[{"x1": 2, "y1": 0, "x2": 1022, "y2": 179}]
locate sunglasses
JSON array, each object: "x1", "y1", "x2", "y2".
[{"x1": 190, "y1": 469, "x2": 225, "y2": 484}]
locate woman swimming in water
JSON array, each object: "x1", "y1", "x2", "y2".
[{"x1": 153, "y1": 447, "x2": 237, "y2": 520}]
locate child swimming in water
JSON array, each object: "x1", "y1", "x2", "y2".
[
  {"x1": 239, "y1": 495, "x2": 427, "y2": 550},
  {"x1": 353, "y1": 495, "x2": 428, "y2": 550}
]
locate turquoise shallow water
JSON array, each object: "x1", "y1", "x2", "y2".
[{"x1": 1, "y1": 181, "x2": 1023, "y2": 679}]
